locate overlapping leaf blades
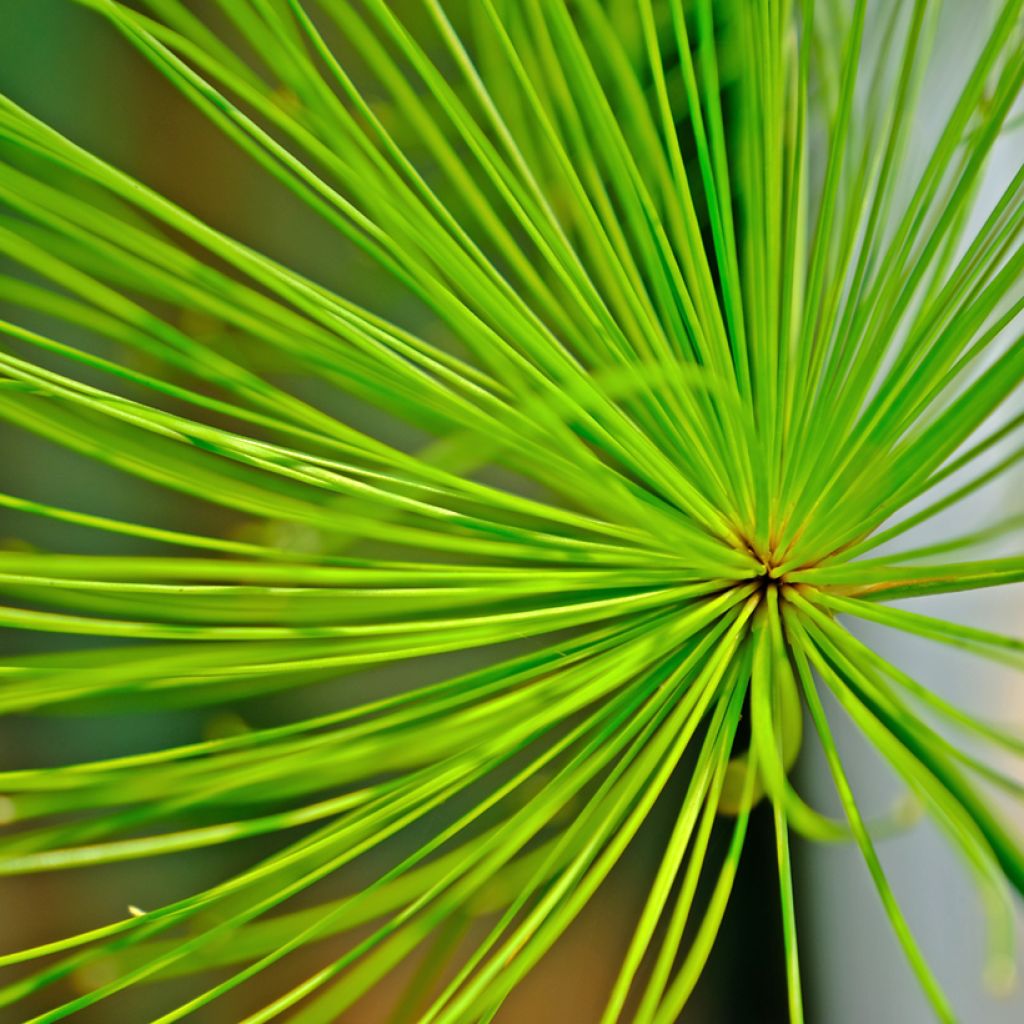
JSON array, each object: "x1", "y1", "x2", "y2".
[{"x1": 0, "y1": 0, "x2": 1022, "y2": 1021}]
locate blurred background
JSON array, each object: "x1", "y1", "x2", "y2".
[{"x1": 1, "y1": 1, "x2": 1021, "y2": 1021}]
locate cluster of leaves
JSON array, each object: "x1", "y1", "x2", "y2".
[{"x1": 0, "y1": 0, "x2": 1022, "y2": 1021}]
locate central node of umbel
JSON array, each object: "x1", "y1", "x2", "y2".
[
  {"x1": 742, "y1": 540, "x2": 783, "y2": 578},
  {"x1": 746, "y1": 546, "x2": 794, "y2": 604}
]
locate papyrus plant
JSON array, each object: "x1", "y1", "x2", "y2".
[{"x1": 0, "y1": 0, "x2": 1022, "y2": 1020}]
